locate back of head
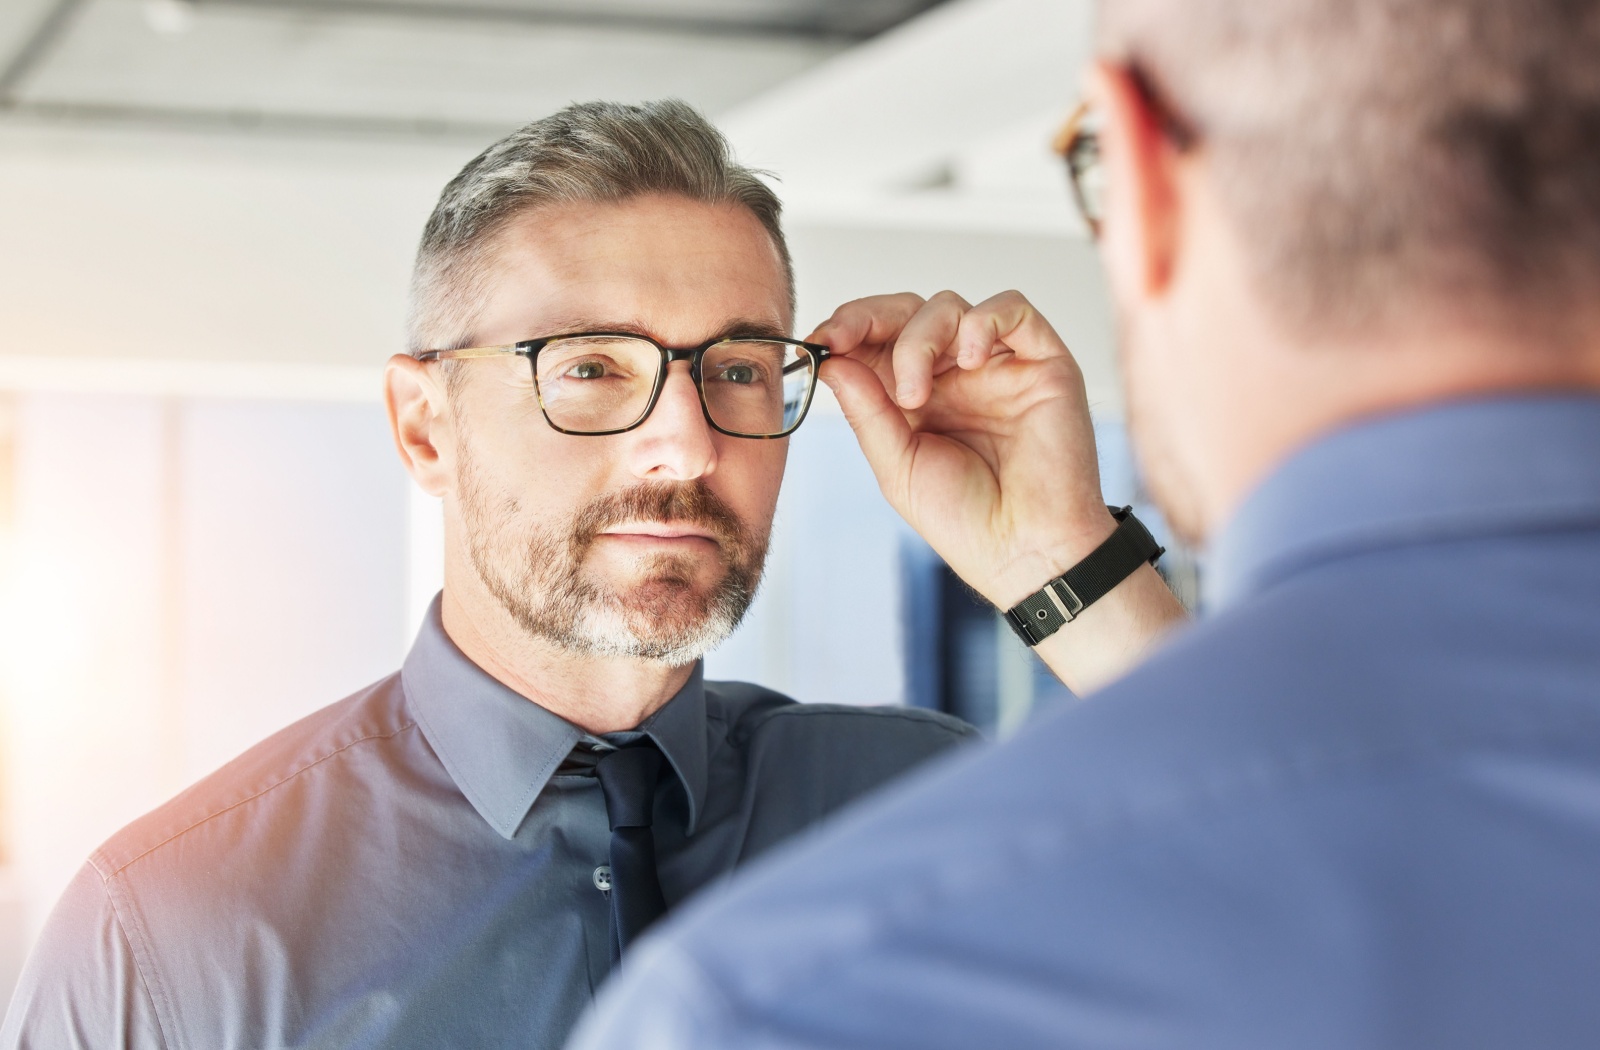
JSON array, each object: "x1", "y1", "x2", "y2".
[
  {"x1": 1098, "y1": 0, "x2": 1600, "y2": 341},
  {"x1": 408, "y1": 99, "x2": 793, "y2": 354}
]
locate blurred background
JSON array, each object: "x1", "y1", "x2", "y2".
[{"x1": 0, "y1": 0, "x2": 1190, "y2": 997}]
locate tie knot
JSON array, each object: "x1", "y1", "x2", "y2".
[{"x1": 594, "y1": 745, "x2": 663, "y2": 830}]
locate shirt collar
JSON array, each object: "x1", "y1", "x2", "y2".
[
  {"x1": 401, "y1": 596, "x2": 710, "y2": 839},
  {"x1": 1208, "y1": 393, "x2": 1600, "y2": 613}
]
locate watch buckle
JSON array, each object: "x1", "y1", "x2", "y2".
[{"x1": 1046, "y1": 580, "x2": 1085, "y2": 622}]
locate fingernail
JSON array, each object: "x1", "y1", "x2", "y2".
[{"x1": 897, "y1": 383, "x2": 915, "y2": 404}]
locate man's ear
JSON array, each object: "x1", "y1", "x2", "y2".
[
  {"x1": 1089, "y1": 60, "x2": 1186, "y2": 301},
  {"x1": 384, "y1": 354, "x2": 453, "y2": 497}
]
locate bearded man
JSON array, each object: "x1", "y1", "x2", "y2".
[{"x1": 0, "y1": 100, "x2": 1179, "y2": 1050}]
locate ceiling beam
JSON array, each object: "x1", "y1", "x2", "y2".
[
  {"x1": 0, "y1": 97, "x2": 511, "y2": 141},
  {"x1": 192, "y1": 0, "x2": 903, "y2": 42},
  {"x1": 0, "y1": 0, "x2": 87, "y2": 104}
]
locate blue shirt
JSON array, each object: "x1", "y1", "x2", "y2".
[
  {"x1": 0, "y1": 600, "x2": 973, "y2": 1050},
  {"x1": 571, "y1": 395, "x2": 1600, "y2": 1050}
]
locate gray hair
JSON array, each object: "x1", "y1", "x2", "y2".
[
  {"x1": 1098, "y1": 0, "x2": 1600, "y2": 339},
  {"x1": 407, "y1": 99, "x2": 794, "y2": 354}
]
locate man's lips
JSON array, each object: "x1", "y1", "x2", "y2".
[{"x1": 596, "y1": 522, "x2": 721, "y2": 543}]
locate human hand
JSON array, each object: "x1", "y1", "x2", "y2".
[
  {"x1": 811, "y1": 290, "x2": 1116, "y2": 609},
  {"x1": 811, "y1": 290, "x2": 1187, "y2": 693}
]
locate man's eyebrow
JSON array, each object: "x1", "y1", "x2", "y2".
[
  {"x1": 533, "y1": 317, "x2": 791, "y2": 343},
  {"x1": 714, "y1": 317, "x2": 791, "y2": 340}
]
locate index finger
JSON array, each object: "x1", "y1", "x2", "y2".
[
  {"x1": 806, "y1": 293, "x2": 926, "y2": 356},
  {"x1": 890, "y1": 290, "x2": 972, "y2": 409}
]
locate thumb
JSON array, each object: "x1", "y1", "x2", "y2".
[{"x1": 820, "y1": 358, "x2": 914, "y2": 501}]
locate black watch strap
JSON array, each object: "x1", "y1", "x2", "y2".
[{"x1": 1003, "y1": 506, "x2": 1165, "y2": 647}]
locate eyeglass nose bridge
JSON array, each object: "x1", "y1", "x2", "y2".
[
  {"x1": 648, "y1": 345, "x2": 713, "y2": 428},
  {"x1": 661, "y1": 346, "x2": 704, "y2": 376}
]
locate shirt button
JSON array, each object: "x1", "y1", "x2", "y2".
[{"x1": 592, "y1": 865, "x2": 612, "y2": 894}]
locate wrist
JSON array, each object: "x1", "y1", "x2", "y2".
[
  {"x1": 984, "y1": 507, "x2": 1122, "y2": 609},
  {"x1": 1030, "y1": 565, "x2": 1188, "y2": 694},
  {"x1": 997, "y1": 506, "x2": 1167, "y2": 650}
]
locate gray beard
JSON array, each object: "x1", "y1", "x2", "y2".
[{"x1": 458, "y1": 449, "x2": 767, "y2": 667}]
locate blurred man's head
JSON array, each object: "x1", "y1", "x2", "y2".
[
  {"x1": 387, "y1": 101, "x2": 795, "y2": 667},
  {"x1": 1087, "y1": 0, "x2": 1600, "y2": 543}
]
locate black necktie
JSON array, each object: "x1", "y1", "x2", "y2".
[{"x1": 594, "y1": 744, "x2": 669, "y2": 964}]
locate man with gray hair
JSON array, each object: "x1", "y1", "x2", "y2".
[
  {"x1": 572, "y1": 1, "x2": 1600, "y2": 1047},
  {"x1": 0, "y1": 100, "x2": 1176, "y2": 1049}
]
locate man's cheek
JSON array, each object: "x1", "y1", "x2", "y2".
[{"x1": 721, "y1": 460, "x2": 784, "y2": 531}]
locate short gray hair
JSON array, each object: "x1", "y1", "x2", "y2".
[
  {"x1": 407, "y1": 99, "x2": 794, "y2": 354},
  {"x1": 1098, "y1": 0, "x2": 1600, "y2": 338}
]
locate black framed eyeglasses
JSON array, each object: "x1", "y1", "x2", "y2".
[
  {"x1": 417, "y1": 332, "x2": 831, "y2": 439},
  {"x1": 1053, "y1": 101, "x2": 1105, "y2": 237}
]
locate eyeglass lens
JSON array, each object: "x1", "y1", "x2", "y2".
[
  {"x1": 533, "y1": 336, "x2": 816, "y2": 436},
  {"x1": 1065, "y1": 111, "x2": 1106, "y2": 232}
]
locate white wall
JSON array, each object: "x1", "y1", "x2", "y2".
[
  {"x1": 0, "y1": 394, "x2": 176, "y2": 955},
  {"x1": 0, "y1": 124, "x2": 454, "y2": 377},
  {"x1": 0, "y1": 392, "x2": 409, "y2": 955},
  {"x1": 175, "y1": 399, "x2": 409, "y2": 782}
]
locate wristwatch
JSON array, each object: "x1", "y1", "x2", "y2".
[{"x1": 1002, "y1": 505, "x2": 1165, "y2": 647}]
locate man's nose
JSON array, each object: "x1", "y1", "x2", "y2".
[{"x1": 627, "y1": 361, "x2": 718, "y2": 481}]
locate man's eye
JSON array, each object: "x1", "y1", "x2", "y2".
[
  {"x1": 567, "y1": 360, "x2": 609, "y2": 380},
  {"x1": 716, "y1": 363, "x2": 761, "y2": 385}
]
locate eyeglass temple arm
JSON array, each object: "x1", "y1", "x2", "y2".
[
  {"x1": 782, "y1": 344, "x2": 830, "y2": 376},
  {"x1": 416, "y1": 344, "x2": 523, "y2": 362},
  {"x1": 1052, "y1": 101, "x2": 1091, "y2": 157}
]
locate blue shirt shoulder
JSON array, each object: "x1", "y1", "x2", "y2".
[{"x1": 569, "y1": 397, "x2": 1600, "y2": 1050}]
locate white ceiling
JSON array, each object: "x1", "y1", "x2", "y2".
[
  {"x1": 0, "y1": 0, "x2": 947, "y2": 136},
  {"x1": 717, "y1": 0, "x2": 1094, "y2": 234}
]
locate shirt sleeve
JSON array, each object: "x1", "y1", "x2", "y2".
[{"x1": 0, "y1": 864, "x2": 167, "y2": 1050}]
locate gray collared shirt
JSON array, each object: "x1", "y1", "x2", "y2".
[{"x1": 1, "y1": 598, "x2": 974, "y2": 1050}]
